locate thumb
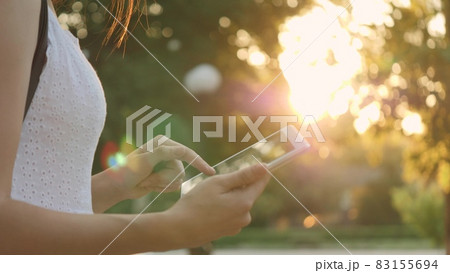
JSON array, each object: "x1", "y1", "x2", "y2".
[{"x1": 219, "y1": 164, "x2": 268, "y2": 191}]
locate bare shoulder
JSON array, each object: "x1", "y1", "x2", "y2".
[
  {"x1": 0, "y1": 0, "x2": 43, "y2": 197},
  {"x1": 0, "y1": 0, "x2": 42, "y2": 62},
  {"x1": 0, "y1": 0, "x2": 43, "y2": 105},
  {"x1": 0, "y1": 0, "x2": 42, "y2": 112}
]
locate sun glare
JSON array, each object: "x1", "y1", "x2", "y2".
[
  {"x1": 401, "y1": 112, "x2": 425, "y2": 136},
  {"x1": 353, "y1": 101, "x2": 382, "y2": 134},
  {"x1": 279, "y1": 0, "x2": 426, "y2": 137},
  {"x1": 278, "y1": 0, "x2": 362, "y2": 120}
]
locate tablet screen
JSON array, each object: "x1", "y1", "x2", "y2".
[{"x1": 181, "y1": 127, "x2": 308, "y2": 195}]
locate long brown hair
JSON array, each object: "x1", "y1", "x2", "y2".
[{"x1": 53, "y1": 0, "x2": 141, "y2": 48}]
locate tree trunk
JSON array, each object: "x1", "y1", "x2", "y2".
[{"x1": 446, "y1": 192, "x2": 450, "y2": 255}]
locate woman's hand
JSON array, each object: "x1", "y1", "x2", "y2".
[
  {"x1": 160, "y1": 164, "x2": 270, "y2": 249},
  {"x1": 118, "y1": 135, "x2": 215, "y2": 199},
  {"x1": 92, "y1": 135, "x2": 215, "y2": 212}
]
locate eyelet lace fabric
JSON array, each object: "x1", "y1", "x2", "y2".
[{"x1": 10, "y1": 7, "x2": 107, "y2": 214}]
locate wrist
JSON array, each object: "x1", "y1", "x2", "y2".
[
  {"x1": 137, "y1": 211, "x2": 188, "y2": 252},
  {"x1": 106, "y1": 167, "x2": 130, "y2": 200},
  {"x1": 92, "y1": 168, "x2": 128, "y2": 213}
]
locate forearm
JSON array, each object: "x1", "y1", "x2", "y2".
[
  {"x1": 0, "y1": 197, "x2": 179, "y2": 254},
  {"x1": 91, "y1": 168, "x2": 127, "y2": 213}
]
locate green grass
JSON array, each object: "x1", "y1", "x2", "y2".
[{"x1": 213, "y1": 225, "x2": 437, "y2": 250}]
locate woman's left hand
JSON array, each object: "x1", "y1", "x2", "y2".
[{"x1": 104, "y1": 135, "x2": 215, "y2": 200}]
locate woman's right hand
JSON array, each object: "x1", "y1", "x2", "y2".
[{"x1": 162, "y1": 164, "x2": 270, "y2": 249}]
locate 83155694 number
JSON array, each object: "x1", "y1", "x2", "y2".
[{"x1": 375, "y1": 259, "x2": 438, "y2": 270}]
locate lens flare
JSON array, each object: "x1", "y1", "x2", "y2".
[
  {"x1": 303, "y1": 215, "x2": 317, "y2": 229},
  {"x1": 278, "y1": 0, "x2": 362, "y2": 119},
  {"x1": 100, "y1": 141, "x2": 129, "y2": 170},
  {"x1": 401, "y1": 112, "x2": 425, "y2": 136}
]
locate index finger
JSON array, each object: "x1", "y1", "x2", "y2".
[{"x1": 149, "y1": 144, "x2": 216, "y2": 176}]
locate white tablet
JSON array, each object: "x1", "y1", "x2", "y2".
[{"x1": 181, "y1": 125, "x2": 310, "y2": 195}]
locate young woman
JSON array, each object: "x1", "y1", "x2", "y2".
[{"x1": 0, "y1": 0, "x2": 270, "y2": 254}]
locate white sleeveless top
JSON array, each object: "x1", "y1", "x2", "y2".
[{"x1": 10, "y1": 7, "x2": 107, "y2": 214}]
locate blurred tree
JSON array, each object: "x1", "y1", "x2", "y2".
[
  {"x1": 355, "y1": 0, "x2": 450, "y2": 253},
  {"x1": 392, "y1": 183, "x2": 444, "y2": 246}
]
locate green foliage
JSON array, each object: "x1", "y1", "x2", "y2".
[
  {"x1": 358, "y1": 0, "x2": 450, "y2": 187},
  {"x1": 214, "y1": 225, "x2": 433, "y2": 250},
  {"x1": 355, "y1": 0, "x2": 449, "y2": 249},
  {"x1": 353, "y1": 182, "x2": 401, "y2": 225},
  {"x1": 392, "y1": 183, "x2": 444, "y2": 246}
]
